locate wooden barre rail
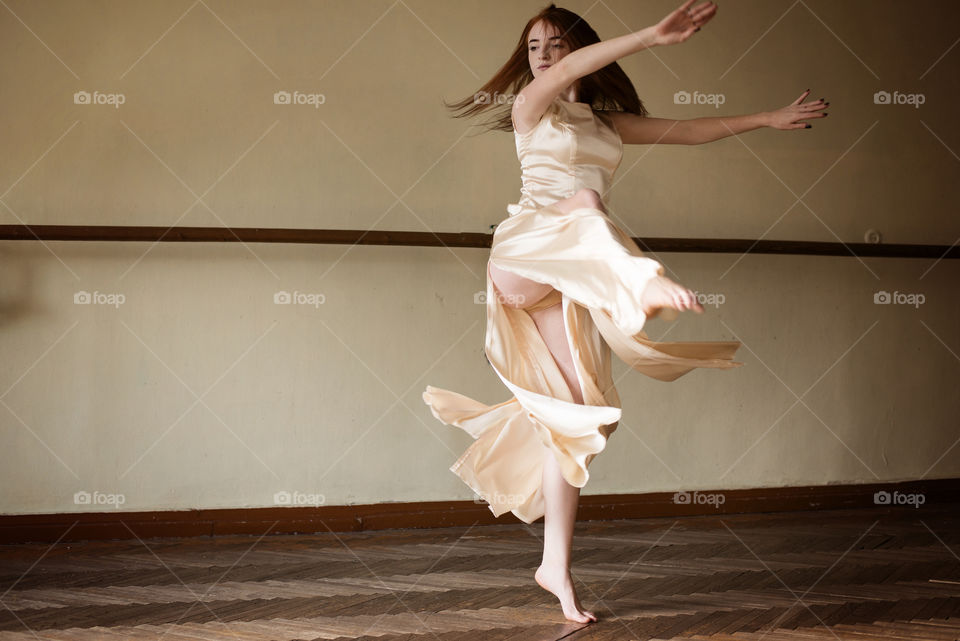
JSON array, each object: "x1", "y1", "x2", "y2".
[{"x1": 0, "y1": 224, "x2": 956, "y2": 258}]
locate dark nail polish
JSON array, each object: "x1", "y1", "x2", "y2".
[
  {"x1": 805, "y1": 124, "x2": 811, "y2": 128},
  {"x1": 824, "y1": 112, "x2": 828, "y2": 116}
]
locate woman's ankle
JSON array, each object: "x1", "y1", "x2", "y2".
[{"x1": 539, "y1": 556, "x2": 570, "y2": 570}]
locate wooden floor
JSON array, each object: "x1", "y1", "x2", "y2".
[{"x1": 0, "y1": 504, "x2": 958, "y2": 640}]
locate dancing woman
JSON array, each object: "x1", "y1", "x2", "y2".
[{"x1": 424, "y1": 0, "x2": 827, "y2": 623}]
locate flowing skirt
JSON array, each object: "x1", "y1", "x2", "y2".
[{"x1": 423, "y1": 203, "x2": 742, "y2": 523}]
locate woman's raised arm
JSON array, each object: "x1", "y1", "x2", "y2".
[
  {"x1": 565, "y1": 0, "x2": 715, "y2": 78},
  {"x1": 514, "y1": 0, "x2": 717, "y2": 130}
]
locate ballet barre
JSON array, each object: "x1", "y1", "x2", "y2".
[{"x1": 0, "y1": 224, "x2": 956, "y2": 259}]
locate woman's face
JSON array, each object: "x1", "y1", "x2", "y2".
[{"x1": 527, "y1": 20, "x2": 570, "y2": 78}]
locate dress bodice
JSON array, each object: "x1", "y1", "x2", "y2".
[{"x1": 506, "y1": 97, "x2": 623, "y2": 217}]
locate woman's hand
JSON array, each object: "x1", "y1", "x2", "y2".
[
  {"x1": 766, "y1": 89, "x2": 829, "y2": 130},
  {"x1": 653, "y1": 0, "x2": 716, "y2": 46}
]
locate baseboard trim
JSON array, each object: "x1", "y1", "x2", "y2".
[{"x1": 2, "y1": 477, "x2": 957, "y2": 544}]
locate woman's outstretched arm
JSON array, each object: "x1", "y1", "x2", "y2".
[{"x1": 608, "y1": 90, "x2": 829, "y2": 145}]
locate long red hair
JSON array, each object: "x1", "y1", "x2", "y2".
[{"x1": 444, "y1": 3, "x2": 649, "y2": 134}]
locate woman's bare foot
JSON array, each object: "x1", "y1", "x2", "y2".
[
  {"x1": 535, "y1": 563, "x2": 597, "y2": 623},
  {"x1": 640, "y1": 275, "x2": 704, "y2": 318}
]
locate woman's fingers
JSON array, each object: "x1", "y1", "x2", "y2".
[
  {"x1": 794, "y1": 104, "x2": 828, "y2": 123},
  {"x1": 791, "y1": 89, "x2": 811, "y2": 105},
  {"x1": 691, "y1": 1, "x2": 717, "y2": 23},
  {"x1": 792, "y1": 109, "x2": 826, "y2": 125},
  {"x1": 658, "y1": 0, "x2": 715, "y2": 44},
  {"x1": 771, "y1": 97, "x2": 830, "y2": 129},
  {"x1": 676, "y1": 0, "x2": 714, "y2": 24}
]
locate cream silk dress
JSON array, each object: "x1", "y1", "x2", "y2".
[{"x1": 422, "y1": 96, "x2": 743, "y2": 524}]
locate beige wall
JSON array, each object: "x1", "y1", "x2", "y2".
[{"x1": 1, "y1": 0, "x2": 957, "y2": 515}]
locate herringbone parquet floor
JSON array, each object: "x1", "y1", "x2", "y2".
[{"x1": 1, "y1": 504, "x2": 958, "y2": 640}]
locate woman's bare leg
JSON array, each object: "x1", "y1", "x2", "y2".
[
  {"x1": 527, "y1": 302, "x2": 597, "y2": 624},
  {"x1": 487, "y1": 249, "x2": 595, "y2": 622},
  {"x1": 485, "y1": 188, "x2": 703, "y2": 624}
]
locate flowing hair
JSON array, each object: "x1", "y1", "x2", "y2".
[{"x1": 443, "y1": 3, "x2": 649, "y2": 134}]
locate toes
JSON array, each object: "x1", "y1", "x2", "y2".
[
  {"x1": 566, "y1": 610, "x2": 589, "y2": 623},
  {"x1": 674, "y1": 288, "x2": 700, "y2": 311}
]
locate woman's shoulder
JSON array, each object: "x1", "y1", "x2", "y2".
[
  {"x1": 593, "y1": 108, "x2": 624, "y2": 138},
  {"x1": 593, "y1": 107, "x2": 617, "y2": 125}
]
